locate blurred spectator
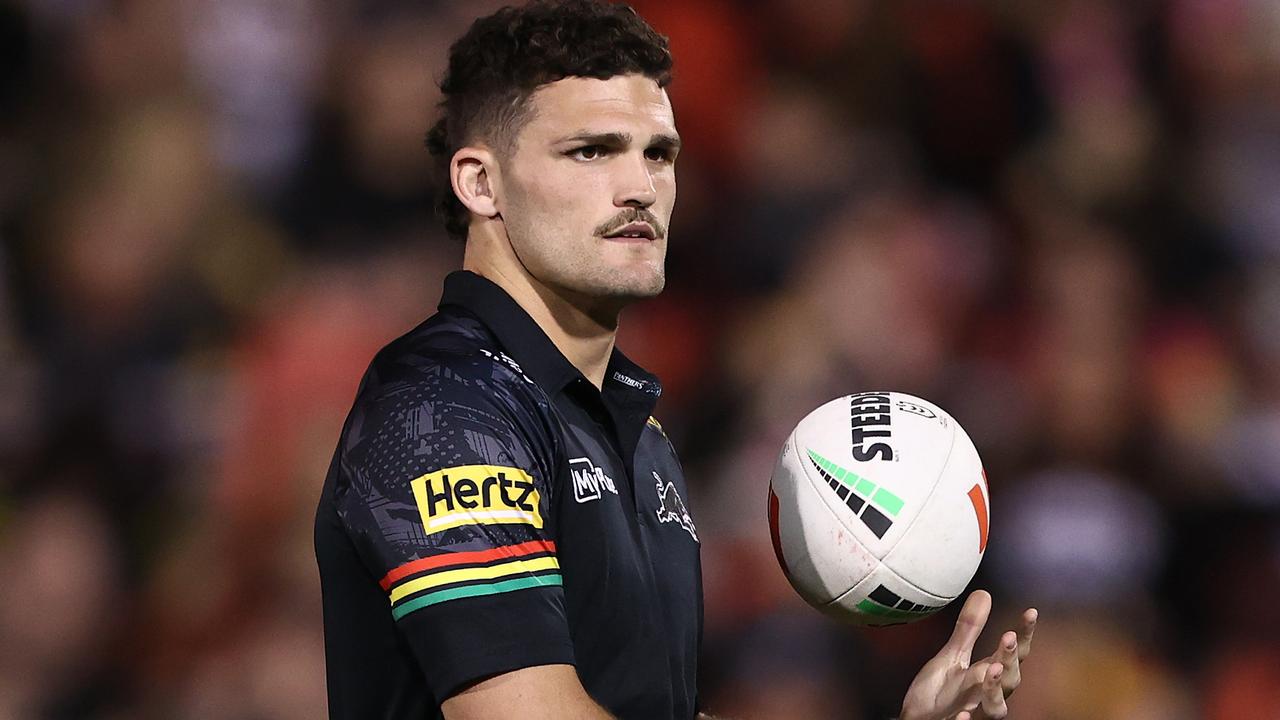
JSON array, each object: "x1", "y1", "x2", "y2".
[{"x1": 0, "y1": 491, "x2": 125, "y2": 718}]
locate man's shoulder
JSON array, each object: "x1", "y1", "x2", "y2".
[
  {"x1": 354, "y1": 307, "x2": 543, "y2": 417},
  {"x1": 331, "y1": 307, "x2": 561, "y2": 490}
]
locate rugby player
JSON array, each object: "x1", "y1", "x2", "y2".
[{"x1": 314, "y1": 2, "x2": 1037, "y2": 718}]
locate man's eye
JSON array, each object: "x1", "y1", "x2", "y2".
[
  {"x1": 570, "y1": 146, "x2": 604, "y2": 161},
  {"x1": 645, "y1": 148, "x2": 673, "y2": 163}
]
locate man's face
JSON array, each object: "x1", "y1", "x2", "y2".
[{"x1": 496, "y1": 74, "x2": 679, "y2": 306}]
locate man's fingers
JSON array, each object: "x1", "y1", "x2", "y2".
[
  {"x1": 948, "y1": 662, "x2": 1007, "y2": 720},
  {"x1": 1017, "y1": 608, "x2": 1038, "y2": 662},
  {"x1": 995, "y1": 631, "x2": 1021, "y2": 696},
  {"x1": 944, "y1": 589, "x2": 993, "y2": 660},
  {"x1": 981, "y1": 662, "x2": 1009, "y2": 718},
  {"x1": 961, "y1": 658, "x2": 992, "y2": 697}
]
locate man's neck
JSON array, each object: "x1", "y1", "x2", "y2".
[{"x1": 463, "y1": 256, "x2": 619, "y2": 391}]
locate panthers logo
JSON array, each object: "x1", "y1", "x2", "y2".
[{"x1": 654, "y1": 472, "x2": 698, "y2": 543}]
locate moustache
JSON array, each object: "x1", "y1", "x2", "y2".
[{"x1": 594, "y1": 208, "x2": 667, "y2": 239}]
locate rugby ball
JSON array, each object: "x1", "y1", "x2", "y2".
[{"x1": 767, "y1": 392, "x2": 989, "y2": 625}]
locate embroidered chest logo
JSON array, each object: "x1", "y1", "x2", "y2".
[
  {"x1": 654, "y1": 472, "x2": 698, "y2": 542},
  {"x1": 570, "y1": 457, "x2": 618, "y2": 504}
]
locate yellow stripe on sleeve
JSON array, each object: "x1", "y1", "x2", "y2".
[{"x1": 388, "y1": 555, "x2": 561, "y2": 605}]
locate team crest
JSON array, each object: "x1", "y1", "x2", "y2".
[{"x1": 654, "y1": 471, "x2": 698, "y2": 542}]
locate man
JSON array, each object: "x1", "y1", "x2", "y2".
[{"x1": 314, "y1": 2, "x2": 1037, "y2": 719}]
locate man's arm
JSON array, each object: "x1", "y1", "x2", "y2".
[
  {"x1": 333, "y1": 355, "x2": 579, "y2": 707},
  {"x1": 443, "y1": 665, "x2": 614, "y2": 720}
]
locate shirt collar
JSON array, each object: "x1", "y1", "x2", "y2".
[{"x1": 438, "y1": 270, "x2": 662, "y2": 402}]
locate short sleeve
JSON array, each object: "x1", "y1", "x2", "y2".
[{"x1": 332, "y1": 358, "x2": 573, "y2": 701}]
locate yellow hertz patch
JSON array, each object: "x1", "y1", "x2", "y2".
[{"x1": 411, "y1": 465, "x2": 543, "y2": 534}]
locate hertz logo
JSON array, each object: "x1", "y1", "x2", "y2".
[{"x1": 411, "y1": 465, "x2": 543, "y2": 534}]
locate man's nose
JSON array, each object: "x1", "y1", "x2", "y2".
[{"x1": 614, "y1": 152, "x2": 657, "y2": 207}]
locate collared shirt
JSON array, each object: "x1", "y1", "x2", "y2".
[{"x1": 315, "y1": 270, "x2": 702, "y2": 719}]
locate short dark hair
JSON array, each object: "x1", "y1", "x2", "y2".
[{"x1": 426, "y1": 0, "x2": 673, "y2": 241}]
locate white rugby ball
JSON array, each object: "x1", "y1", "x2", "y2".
[{"x1": 767, "y1": 392, "x2": 989, "y2": 626}]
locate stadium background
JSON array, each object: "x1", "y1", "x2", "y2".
[{"x1": 2, "y1": 0, "x2": 1278, "y2": 717}]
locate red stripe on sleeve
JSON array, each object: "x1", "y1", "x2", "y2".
[{"x1": 379, "y1": 539, "x2": 557, "y2": 591}]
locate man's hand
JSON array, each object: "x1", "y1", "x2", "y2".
[{"x1": 899, "y1": 590, "x2": 1037, "y2": 720}]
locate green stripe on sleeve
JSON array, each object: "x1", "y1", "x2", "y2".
[{"x1": 391, "y1": 573, "x2": 563, "y2": 621}]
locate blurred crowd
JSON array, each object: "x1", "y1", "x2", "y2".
[{"x1": 1, "y1": 0, "x2": 1278, "y2": 718}]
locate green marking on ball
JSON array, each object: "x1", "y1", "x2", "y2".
[
  {"x1": 872, "y1": 487, "x2": 904, "y2": 516},
  {"x1": 856, "y1": 586, "x2": 942, "y2": 620},
  {"x1": 855, "y1": 477, "x2": 877, "y2": 497},
  {"x1": 856, "y1": 599, "x2": 918, "y2": 619},
  {"x1": 806, "y1": 448, "x2": 905, "y2": 517}
]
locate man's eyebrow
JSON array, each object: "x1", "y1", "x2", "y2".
[
  {"x1": 557, "y1": 131, "x2": 633, "y2": 146},
  {"x1": 556, "y1": 131, "x2": 682, "y2": 150},
  {"x1": 651, "y1": 133, "x2": 682, "y2": 151}
]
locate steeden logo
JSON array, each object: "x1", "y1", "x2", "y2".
[{"x1": 411, "y1": 465, "x2": 542, "y2": 534}]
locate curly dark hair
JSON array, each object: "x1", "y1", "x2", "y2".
[{"x1": 426, "y1": 0, "x2": 673, "y2": 241}]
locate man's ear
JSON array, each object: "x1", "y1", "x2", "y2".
[{"x1": 451, "y1": 146, "x2": 501, "y2": 219}]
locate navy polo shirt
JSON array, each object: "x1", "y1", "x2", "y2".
[{"x1": 315, "y1": 270, "x2": 703, "y2": 719}]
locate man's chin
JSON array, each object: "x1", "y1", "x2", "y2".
[
  {"x1": 609, "y1": 274, "x2": 666, "y2": 301},
  {"x1": 571, "y1": 273, "x2": 665, "y2": 308}
]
